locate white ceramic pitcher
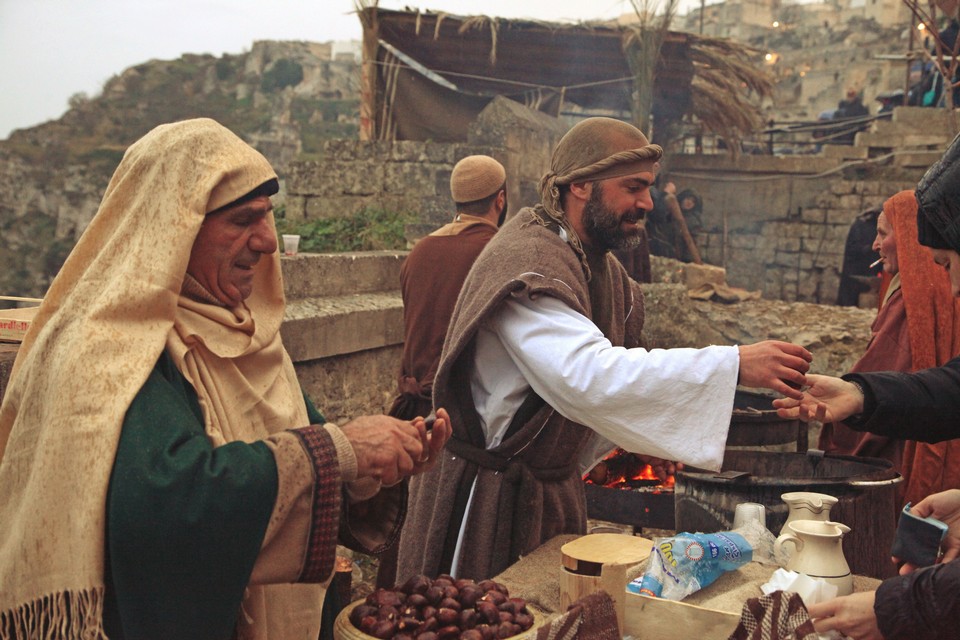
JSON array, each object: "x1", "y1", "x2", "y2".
[
  {"x1": 780, "y1": 491, "x2": 839, "y2": 535},
  {"x1": 774, "y1": 520, "x2": 854, "y2": 596}
]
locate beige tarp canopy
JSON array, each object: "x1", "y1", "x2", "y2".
[{"x1": 358, "y1": 7, "x2": 695, "y2": 142}]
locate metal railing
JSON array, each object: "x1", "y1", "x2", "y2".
[{"x1": 676, "y1": 111, "x2": 892, "y2": 156}]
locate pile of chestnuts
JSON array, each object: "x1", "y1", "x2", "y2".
[{"x1": 348, "y1": 574, "x2": 536, "y2": 640}]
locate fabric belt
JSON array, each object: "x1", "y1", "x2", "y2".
[{"x1": 445, "y1": 437, "x2": 577, "y2": 482}]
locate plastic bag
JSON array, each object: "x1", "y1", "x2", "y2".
[{"x1": 628, "y1": 521, "x2": 775, "y2": 601}]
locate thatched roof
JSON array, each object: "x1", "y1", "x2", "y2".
[
  {"x1": 363, "y1": 7, "x2": 692, "y2": 113},
  {"x1": 358, "y1": 6, "x2": 772, "y2": 145}
]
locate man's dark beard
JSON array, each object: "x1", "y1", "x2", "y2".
[
  {"x1": 497, "y1": 193, "x2": 509, "y2": 227},
  {"x1": 582, "y1": 183, "x2": 643, "y2": 252}
]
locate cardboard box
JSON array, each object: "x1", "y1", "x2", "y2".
[
  {"x1": 0, "y1": 297, "x2": 41, "y2": 343},
  {"x1": 624, "y1": 591, "x2": 739, "y2": 640}
]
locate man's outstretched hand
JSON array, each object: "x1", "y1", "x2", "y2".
[{"x1": 737, "y1": 341, "x2": 812, "y2": 399}]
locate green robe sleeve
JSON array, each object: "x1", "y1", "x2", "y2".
[{"x1": 104, "y1": 351, "x2": 279, "y2": 640}]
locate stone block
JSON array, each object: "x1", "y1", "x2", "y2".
[
  {"x1": 424, "y1": 141, "x2": 456, "y2": 164},
  {"x1": 801, "y1": 208, "x2": 826, "y2": 224},
  {"x1": 383, "y1": 163, "x2": 435, "y2": 195},
  {"x1": 891, "y1": 106, "x2": 948, "y2": 127},
  {"x1": 821, "y1": 145, "x2": 868, "y2": 160},
  {"x1": 827, "y1": 223, "x2": 851, "y2": 242},
  {"x1": 830, "y1": 180, "x2": 856, "y2": 196},
  {"x1": 435, "y1": 169, "x2": 453, "y2": 201},
  {"x1": 814, "y1": 250, "x2": 843, "y2": 269},
  {"x1": 308, "y1": 194, "x2": 411, "y2": 219},
  {"x1": 826, "y1": 208, "x2": 857, "y2": 225},
  {"x1": 814, "y1": 193, "x2": 838, "y2": 209},
  {"x1": 683, "y1": 262, "x2": 726, "y2": 289},
  {"x1": 777, "y1": 236, "x2": 803, "y2": 254},
  {"x1": 798, "y1": 272, "x2": 821, "y2": 300},
  {"x1": 837, "y1": 194, "x2": 863, "y2": 211},
  {"x1": 389, "y1": 141, "x2": 428, "y2": 162},
  {"x1": 902, "y1": 134, "x2": 955, "y2": 148},
  {"x1": 282, "y1": 293, "x2": 405, "y2": 362},
  {"x1": 895, "y1": 151, "x2": 942, "y2": 168},
  {"x1": 730, "y1": 234, "x2": 758, "y2": 248},
  {"x1": 854, "y1": 132, "x2": 898, "y2": 149},
  {"x1": 774, "y1": 250, "x2": 800, "y2": 267},
  {"x1": 281, "y1": 251, "x2": 406, "y2": 300},
  {"x1": 284, "y1": 195, "x2": 308, "y2": 222}
]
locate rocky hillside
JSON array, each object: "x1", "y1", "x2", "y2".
[{"x1": 0, "y1": 40, "x2": 358, "y2": 299}]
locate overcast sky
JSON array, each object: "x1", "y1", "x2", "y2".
[{"x1": 0, "y1": 0, "x2": 710, "y2": 139}]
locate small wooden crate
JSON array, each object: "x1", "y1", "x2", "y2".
[
  {"x1": 623, "y1": 591, "x2": 739, "y2": 640},
  {"x1": 0, "y1": 297, "x2": 42, "y2": 343}
]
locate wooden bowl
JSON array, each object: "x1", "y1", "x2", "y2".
[{"x1": 334, "y1": 598, "x2": 539, "y2": 640}]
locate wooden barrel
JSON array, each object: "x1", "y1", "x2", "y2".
[
  {"x1": 675, "y1": 451, "x2": 901, "y2": 579},
  {"x1": 727, "y1": 389, "x2": 806, "y2": 452}
]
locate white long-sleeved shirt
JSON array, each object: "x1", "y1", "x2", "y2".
[
  {"x1": 470, "y1": 292, "x2": 739, "y2": 471},
  {"x1": 449, "y1": 291, "x2": 740, "y2": 576}
]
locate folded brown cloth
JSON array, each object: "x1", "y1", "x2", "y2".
[
  {"x1": 535, "y1": 591, "x2": 619, "y2": 640},
  {"x1": 727, "y1": 591, "x2": 819, "y2": 640}
]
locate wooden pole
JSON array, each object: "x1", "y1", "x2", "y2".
[{"x1": 358, "y1": 6, "x2": 379, "y2": 141}]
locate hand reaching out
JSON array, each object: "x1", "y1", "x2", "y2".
[
  {"x1": 772, "y1": 374, "x2": 865, "y2": 423},
  {"x1": 806, "y1": 591, "x2": 882, "y2": 640}
]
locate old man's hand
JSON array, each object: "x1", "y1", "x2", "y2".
[
  {"x1": 409, "y1": 408, "x2": 452, "y2": 475},
  {"x1": 341, "y1": 410, "x2": 451, "y2": 485},
  {"x1": 341, "y1": 415, "x2": 427, "y2": 485},
  {"x1": 736, "y1": 340, "x2": 812, "y2": 400}
]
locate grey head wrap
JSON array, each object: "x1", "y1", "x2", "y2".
[
  {"x1": 534, "y1": 117, "x2": 662, "y2": 277},
  {"x1": 916, "y1": 131, "x2": 960, "y2": 253}
]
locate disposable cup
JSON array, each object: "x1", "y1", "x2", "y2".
[
  {"x1": 733, "y1": 502, "x2": 767, "y2": 529},
  {"x1": 282, "y1": 234, "x2": 301, "y2": 256}
]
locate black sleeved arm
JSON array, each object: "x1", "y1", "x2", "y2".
[
  {"x1": 875, "y1": 560, "x2": 960, "y2": 640},
  {"x1": 842, "y1": 355, "x2": 960, "y2": 442}
]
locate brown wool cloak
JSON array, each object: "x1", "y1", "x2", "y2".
[
  {"x1": 390, "y1": 218, "x2": 497, "y2": 420},
  {"x1": 396, "y1": 206, "x2": 644, "y2": 581}
]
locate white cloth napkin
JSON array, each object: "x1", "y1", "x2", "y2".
[{"x1": 761, "y1": 570, "x2": 846, "y2": 640}]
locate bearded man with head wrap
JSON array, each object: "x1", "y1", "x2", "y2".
[
  {"x1": 0, "y1": 119, "x2": 450, "y2": 640},
  {"x1": 395, "y1": 117, "x2": 812, "y2": 582}
]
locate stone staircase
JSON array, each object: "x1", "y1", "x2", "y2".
[
  {"x1": 820, "y1": 106, "x2": 960, "y2": 168},
  {"x1": 279, "y1": 250, "x2": 407, "y2": 420},
  {"x1": 280, "y1": 251, "x2": 405, "y2": 363}
]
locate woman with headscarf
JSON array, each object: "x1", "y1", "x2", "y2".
[
  {"x1": 0, "y1": 119, "x2": 449, "y2": 640},
  {"x1": 774, "y1": 134, "x2": 960, "y2": 640},
  {"x1": 818, "y1": 190, "x2": 960, "y2": 508}
]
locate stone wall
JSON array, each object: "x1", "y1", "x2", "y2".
[
  {"x1": 666, "y1": 107, "x2": 959, "y2": 304},
  {"x1": 284, "y1": 96, "x2": 568, "y2": 243},
  {"x1": 286, "y1": 105, "x2": 957, "y2": 305},
  {"x1": 693, "y1": 177, "x2": 916, "y2": 303},
  {"x1": 0, "y1": 253, "x2": 875, "y2": 425}
]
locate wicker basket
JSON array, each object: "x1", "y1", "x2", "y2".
[{"x1": 334, "y1": 598, "x2": 539, "y2": 640}]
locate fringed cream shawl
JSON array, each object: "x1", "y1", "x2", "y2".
[{"x1": 0, "y1": 118, "x2": 295, "y2": 638}]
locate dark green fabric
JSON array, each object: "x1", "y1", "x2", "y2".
[{"x1": 104, "y1": 350, "x2": 282, "y2": 640}]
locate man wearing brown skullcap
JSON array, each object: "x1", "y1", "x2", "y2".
[
  {"x1": 396, "y1": 117, "x2": 812, "y2": 582},
  {"x1": 378, "y1": 155, "x2": 506, "y2": 587}
]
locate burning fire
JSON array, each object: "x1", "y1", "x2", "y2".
[{"x1": 584, "y1": 448, "x2": 675, "y2": 490}]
